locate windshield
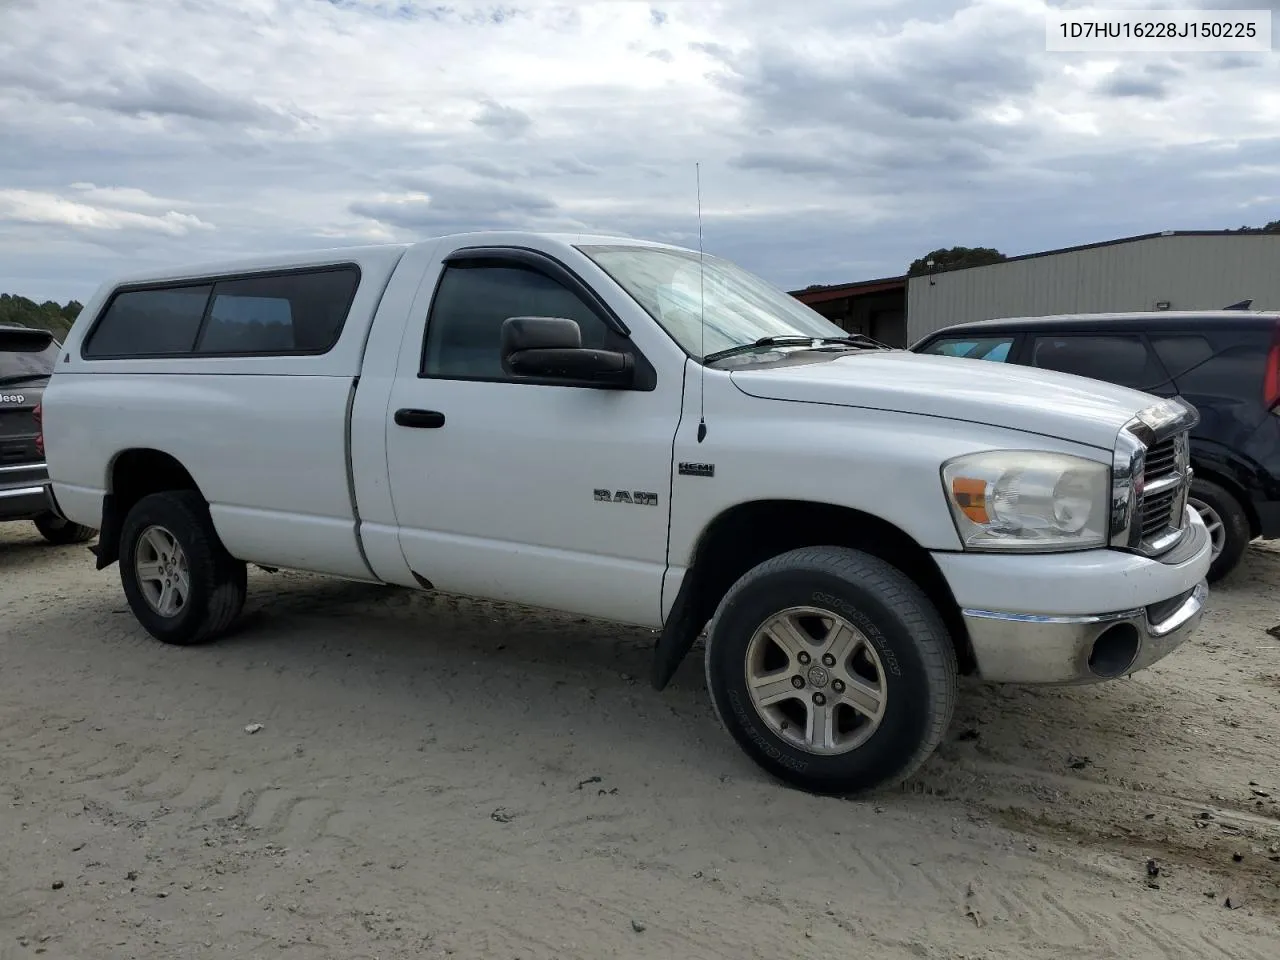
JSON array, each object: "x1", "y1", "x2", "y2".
[
  {"x1": 578, "y1": 244, "x2": 848, "y2": 360},
  {"x1": 0, "y1": 327, "x2": 59, "y2": 381}
]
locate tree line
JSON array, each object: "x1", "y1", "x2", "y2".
[
  {"x1": 903, "y1": 218, "x2": 1280, "y2": 278},
  {"x1": 0, "y1": 294, "x2": 83, "y2": 339}
]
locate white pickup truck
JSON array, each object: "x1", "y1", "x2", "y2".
[{"x1": 40, "y1": 231, "x2": 1212, "y2": 794}]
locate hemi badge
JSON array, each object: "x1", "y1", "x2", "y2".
[{"x1": 678, "y1": 462, "x2": 715, "y2": 478}]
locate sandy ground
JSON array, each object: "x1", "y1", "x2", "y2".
[{"x1": 1, "y1": 523, "x2": 1278, "y2": 960}]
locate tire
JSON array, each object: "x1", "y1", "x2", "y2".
[
  {"x1": 1189, "y1": 477, "x2": 1250, "y2": 583},
  {"x1": 118, "y1": 490, "x2": 247, "y2": 645},
  {"x1": 704, "y1": 546, "x2": 957, "y2": 796},
  {"x1": 33, "y1": 512, "x2": 97, "y2": 545}
]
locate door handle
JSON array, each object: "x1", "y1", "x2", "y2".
[{"x1": 394, "y1": 408, "x2": 446, "y2": 429}]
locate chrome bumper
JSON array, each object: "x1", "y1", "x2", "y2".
[
  {"x1": 961, "y1": 580, "x2": 1206, "y2": 684},
  {"x1": 0, "y1": 462, "x2": 53, "y2": 520}
]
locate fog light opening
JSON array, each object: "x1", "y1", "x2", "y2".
[{"x1": 1088, "y1": 623, "x2": 1141, "y2": 678}]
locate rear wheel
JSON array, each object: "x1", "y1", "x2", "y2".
[
  {"x1": 704, "y1": 546, "x2": 957, "y2": 795},
  {"x1": 119, "y1": 491, "x2": 247, "y2": 645},
  {"x1": 33, "y1": 512, "x2": 97, "y2": 545},
  {"x1": 1188, "y1": 477, "x2": 1250, "y2": 582}
]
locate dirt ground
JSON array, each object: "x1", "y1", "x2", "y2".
[{"x1": 1, "y1": 523, "x2": 1278, "y2": 960}]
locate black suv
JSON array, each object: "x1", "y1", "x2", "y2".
[
  {"x1": 1, "y1": 324, "x2": 96, "y2": 544},
  {"x1": 912, "y1": 310, "x2": 1280, "y2": 582}
]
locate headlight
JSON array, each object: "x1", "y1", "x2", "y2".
[{"x1": 941, "y1": 451, "x2": 1110, "y2": 552}]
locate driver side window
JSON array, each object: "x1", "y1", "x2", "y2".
[{"x1": 421, "y1": 263, "x2": 614, "y2": 380}]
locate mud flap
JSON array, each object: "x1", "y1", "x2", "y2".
[
  {"x1": 90, "y1": 493, "x2": 121, "y2": 569},
  {"x1": 650, "y1": 569, "x2": 706, "y2": 691}
]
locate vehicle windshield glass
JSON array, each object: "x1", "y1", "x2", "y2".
[
  {"x1": 578, "y1": 244, "x2": 848, "y2": 360},
  {"x1": 0, "y1": 328, "x2": 59, "y2": 380}
]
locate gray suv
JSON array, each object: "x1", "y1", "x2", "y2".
[{"x1": 1, "y1": 324, "x2": 96, "y2": 544}]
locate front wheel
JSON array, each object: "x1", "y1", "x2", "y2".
[
  {"x1": 1188, "y1": 477, "x2": 1250, "y2": 583},
  {"x1": 704, "y1": 546, "x2": 957, "y2": 796},
  {"x1": 118, "y1": 491, "x2": 247, "y2": 645},
  {"x1": 33, "y1": 512, "x2": 97, "y2": 545}
]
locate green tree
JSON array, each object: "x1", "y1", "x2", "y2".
[
  {"x1": 0, "y1": 294, "x2": 82, "y2": 339},
  {"x1": 1229, "y1": 219, "x2": 1280, "y2": 234},
  {"x1": 907, "y1": 246, "x2": 1007, "y2": 277}
]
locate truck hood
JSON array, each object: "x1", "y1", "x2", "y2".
[{"x1": 728, "y1": 351, "x2": 1157, "y2": 450}]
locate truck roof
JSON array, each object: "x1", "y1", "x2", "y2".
[{"x1": 101, "y1": 230, "x2": 691, "y2": 289}]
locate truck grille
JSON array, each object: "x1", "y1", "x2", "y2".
[
  {"x1": 1144, "y1": 437, "x2": 1178, "y2": 478},
  {"x1": 1111, "y1": 399, "x2": 1199, "y2": 557},
  {"x1": 1135, "y1": 432, "x2": 1191, "y2": 554}
]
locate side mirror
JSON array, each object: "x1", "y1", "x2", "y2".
[{"x1": 500, "y1": 316, "x2": 635, "y2": 388}]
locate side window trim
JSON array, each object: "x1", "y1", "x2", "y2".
[
  {"x1": 417, "y1": 248, "x2": 657, "y2": 391},
  {"x1": 78, "y1": 262, "x2": 363, "y2": 361},
  {"x1": 441, "y1": 246, "x2": 631, "y2": 337},
  {"x1": 192, "y1": 264, "x2": 360, "y2": 357},
  {"x1": 189, "y1": 283, "x2": 220, "y2": 354},
  {"x1": 79, "y1": 282, "x2": 213, "y2": 361}
]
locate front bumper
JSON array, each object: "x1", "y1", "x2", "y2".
[
  {"x1": 0, "y1": 462, "x2": 53, "y2": 522},
  {"x1": 934, "y1": 505, "x2": 1212, "y2": 684}
]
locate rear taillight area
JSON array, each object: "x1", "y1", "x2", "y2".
[
  {"x1": 1266, "y1": 322, "x2": 1280, "y2": 411},
  {"x1": 33, "y1": 401, "x2": 44, "y2": 457}
]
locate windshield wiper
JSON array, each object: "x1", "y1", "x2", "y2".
[
  {"x1": 0, "y1": 373, "x2": 50, "y2": 387},
  {"x1": 703, "y1": 334, "x2": 887, "y2": 364}
]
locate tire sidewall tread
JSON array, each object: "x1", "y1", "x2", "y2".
[
  {"x1": 704, "y1": 545, "x2": 957, "y2": 796},
  {"x1": 33, "y1": 512, "x2": 96, "y2": 545},
  {"x1": 118, "y1": 491, "x2": 246, "y2": 645},
  {"x1": 1191, "y1": 477, "x2": 1250, "y2": 582}
]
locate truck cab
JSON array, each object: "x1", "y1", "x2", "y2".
[{"x1": 39, "y1": 231, "x2": 1213, "y2": 795}]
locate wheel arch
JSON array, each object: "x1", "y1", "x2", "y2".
[
  {"x1": 651, "y1": 498, "x2": 972, "y2": 690},
  {"x1": 1189, "y1": 460, "x2": 1260, "y2": 538},
  {"x1": 93, "y1": 448, "x2": 205, "y2": 570}
]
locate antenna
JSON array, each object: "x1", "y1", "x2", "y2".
[{"x1": 696, "y1": 162, "x2": 707, "y2": 443}]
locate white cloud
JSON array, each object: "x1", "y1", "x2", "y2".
[
  {"x1": 0, "y1": 189, "x2": 214, "y2": 236},
  {"x1": 67, "y1": 182, "x2": 192, "y2": 211},
  {"x1": 0, "y1": 0, "x2": 1276, "y2": 302}
]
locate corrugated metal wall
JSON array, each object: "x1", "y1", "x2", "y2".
[{"x1": 905, "y1": 235, "x2": 1280, "y2": 344}]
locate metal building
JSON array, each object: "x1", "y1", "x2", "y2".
[
  {"x1": 791, "y1": 231, "x2": 1280, "y2": 349},
  {"x1": 787, "y1": 275, "x2": 907, "y2": 346}
]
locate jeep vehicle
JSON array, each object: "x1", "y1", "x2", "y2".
[
  {"x1": 0, "y1": 324, "x2": 96, "y2": 544},
  {"x1": 39, "y1": 233, "x2": 1211, "y2": 795},
  {"x1": 913, "y1": 311, "x2": 1280, "y2": 581}
]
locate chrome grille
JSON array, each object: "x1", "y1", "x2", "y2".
[
  {"x1": 1143, "y1": 438, "x2": 1178, "y2": 479},
  {"x1": 1138, "y1": 437, "x2": 1181, "y2": 541},
  {"x1": 1135, "y1": 431, "x2": 1191, "y2": 554},
  {"x1": 1111, "y1": 399, "x2": 1199, "y2": 557},
  {"x1": 1140, "y1": 489, "x2": 1178, "y2": 539}
]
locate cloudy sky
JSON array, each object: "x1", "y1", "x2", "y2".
[{"x1": 2, "y1": 0, "x2": 1278, "y2": 303}]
